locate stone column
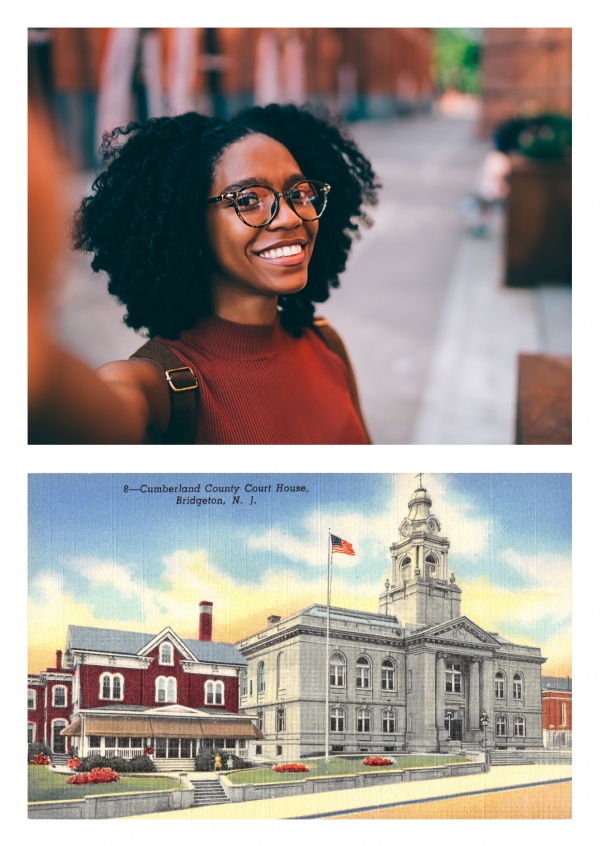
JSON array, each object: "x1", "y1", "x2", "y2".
[
  {"x1": 436, "y1": 654, "x2": 446, "y2": 732},
  {"x1": 468, "y1": 659, "x2": 480, "y2": 731}
]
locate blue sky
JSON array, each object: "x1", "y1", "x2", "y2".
[{"x1": 29, "y1": 473, "x2": 571, "y2": 675}]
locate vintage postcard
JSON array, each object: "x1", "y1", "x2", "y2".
[{"x1": 27, "y1": 472, "x2": 571, "y2": 820}]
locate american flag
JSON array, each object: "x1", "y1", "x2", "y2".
[{"x1": 331, "y1": 534, "x2": 355, "y2": 555}]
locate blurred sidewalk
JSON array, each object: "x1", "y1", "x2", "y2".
[{"x1": 53, "y1": 111, "x2": 571, "y2": 445}]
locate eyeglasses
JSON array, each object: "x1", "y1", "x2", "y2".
[{"x1": 207, "y1": 180, "x2": 331, "y2": 228}]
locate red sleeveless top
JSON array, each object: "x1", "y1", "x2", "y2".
[{"x1": 156, "y1": 314, "x2": 369, "y2": 445}]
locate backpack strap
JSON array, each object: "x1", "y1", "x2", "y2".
[
  {"x1": 130, "y1": 340, "x2": 199, "y2": 445},
  {"x1": 312, "y1": 317, "x2": 371, "y2": 443}
]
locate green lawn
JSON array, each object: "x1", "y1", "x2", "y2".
[
  {"x1": 228, "y1": 754, "x2": 468, "y2": 785},
  {"x1": 28, "y1": 766, "x2": 179, "y2": 802}
]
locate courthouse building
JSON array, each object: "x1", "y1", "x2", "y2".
[{"x1": 237, "y1": 483, "x2": 546, "y2": 760}]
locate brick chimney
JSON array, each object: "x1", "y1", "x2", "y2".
[
  {"x1": 56, "y1": 649, "x2": 62, "y2": 670},
  {"x1": 199, "y1": 601, "x2": 213, "y2": 641}
]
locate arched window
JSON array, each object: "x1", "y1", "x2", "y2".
[
  {"x1": 276, "y1": 707, "x2": 286, "y2": 732},
  {"x1": 100, "y1": 673, "x2": 124, "y2": 700},
  {"x1": 330, "y1": 706, "x2": 345, "y2": 733},
  {"x1": 381, "y1": 658, "x2": 395, "y2": 691},
  {"x1": 514, "y1": 716, "x2": 526, "y2": 737},
  {"x1": 112, "y1": 675, "x2": 122, "y2": 700},
  {"x1": 495, "y1": 714, "x2": 507, "y2": 737},
  {"x1": 241, "y1": 668, "x2": 248, "y2": 697},
  {"x1": 425, "y1": 553, "x2": 437, "y2": 577},
  {"x1": 382, "y1": 708, "x2": 396, "y2": 733},
  {"x1": 156, "y1": 676, "x2": 177, "y2": 703},
  {"x1": 159, "y1": 642, "x2": 174, "y2": 665},
  {"x1": 401, "y1": 557, "x2": 411, "y2": 581},
  {"x1": 330, "y1": 652, "x2": 346, "y2": 687},
  {"x1": 205, "y1": 680, "x2": 214, "y2": 704},
  {"x1": 257, "y1": 709, "x2": 264, "y2": 732},
  {"x1": 356, "y1": 656, "x2": 371, "y2": 689},
  {"x1": 101, "y1": 673, "x2": 112, "y2": 699},
  {"x1": 276, "y1": 652, "x2": 286, "y2": 690},
  {"x1": 215, "y1": 680, "x2": 224, "y2": 705},
  {"x1": 495, "y1": 671, "x2": 506, "y2": 699},
  {"x1": 257, "y1": 661, "x2": 266, "y2": 693},
  {"x1": 513, "y1": 673, "x2": 523, "y2": 700},
  {"x1": 357, "y1": 707, "x2": 371, "y2": 732}
]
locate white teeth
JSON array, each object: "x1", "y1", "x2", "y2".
[{"x1": 259, "y1": 244, "x2": 303, "y2": 259}]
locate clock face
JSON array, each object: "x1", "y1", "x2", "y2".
[
  {"x1": 400, "y1": 519, "x2": 411, "y2": 537},
  {"x1": 427, "y1": 518, "x2": 439, "y2": 534}
]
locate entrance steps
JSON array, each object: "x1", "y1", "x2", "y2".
[
  {"x1": 50, "y1": 753, "x2": 71, "y2": 767},
  {"x1": 193, "y1": 779, "x2": 230, "y2": 807},
  {"x1": 153, "y1": 758, "x2": 196, "y2": 772}
]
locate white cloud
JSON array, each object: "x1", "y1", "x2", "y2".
[{"x1": 72, "y1": 557, "x2": 142, "y2": 598}]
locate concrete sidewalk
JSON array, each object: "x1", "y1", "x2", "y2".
[{"x1": 130, "y1": 763, "x2": 571, "y2": 820}]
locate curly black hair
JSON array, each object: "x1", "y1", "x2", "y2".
[{"x1": 73, "y1": 103, "x2": 379, "y2": 338}]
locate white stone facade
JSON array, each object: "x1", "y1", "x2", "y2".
[{"x1": 237, "y1": 484, "x2": 546, "y2": 761}]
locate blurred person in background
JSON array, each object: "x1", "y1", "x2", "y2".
[{"x1": 30, "y1": 104, "x2": 379, "y2": 444}]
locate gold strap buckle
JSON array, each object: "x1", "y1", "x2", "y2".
[{"x1": 165, "y1": 366, "x2": 198, "y2": 392}]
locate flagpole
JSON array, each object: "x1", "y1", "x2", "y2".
[{"x1": 325, "y1": 529, "x2": 331, "y2": 765}]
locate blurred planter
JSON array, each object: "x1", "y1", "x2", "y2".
[{"x1": 504, "y1": 154, "x2": 572, "y2": 287}]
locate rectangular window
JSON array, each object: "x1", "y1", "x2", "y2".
[
  {"x1": 407, "y1": 670, "x2": 412, "y2": 692},
  {"x1": 357, "y1": 711, "x2": 371, "y2": 732},
  {"x1": 131, "y1": 737, "x2": 143, "y2": 748},
  {"x1": 276, "y1": 745, "x2": 283, "y2": 756},
  {"x1": 445, "y1": 662, "x2": 461, "y2": 693},
  {"x1": 117, "y1": 737, "x2": 130, "y2": 748},
  {"x1": 28, "y1": 724, "x2": 35, "y2": 743},
  {"x1": 168, "y1": 738, "x2": 180, "y2": 758},
  {"x1": 256, "y1": 744, "x2": 262, "y2": 755},
  {"x1": 561, "y1": 702, "x2": 567, "y2": 727},
  {"x1": 104, "y1": 736, "x2": 116, "y2": 748},
  {"x1": 180, "y1": 739, "x2": 191, "y2": 757},
  {"x1": 155, "y1": 738, "x2": 167, "y2": 758},
  {"x1": 89, "y1": 736, "x2": 101, "y2": 748},
  {"x1": 225, "y1": 739, "x2": 236, "y2": 749},
  {"x1": 28, "y1": 690, "x2": 36, "y2": 710},
  {"x1": 239, "y1": 740, "x2": 247, "y2": 750}
]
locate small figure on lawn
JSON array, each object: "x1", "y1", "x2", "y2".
[
  {"x1": 214, "y1": 752, "x2": 222, "y2": 771},
  {"x1": 227, "y1": 755, "x2": 234, "y2": 771}
]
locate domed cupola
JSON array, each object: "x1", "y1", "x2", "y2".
[{"x1": 379, "y1": 477, "x2": 461, "y2": 630}]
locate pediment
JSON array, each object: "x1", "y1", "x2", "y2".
[
  {"x1": 149, "y1": 704, "x2": 210, "y2": 717},
  {"x1": 414, "y1": 616, "x2": 499, "y2": 646}
]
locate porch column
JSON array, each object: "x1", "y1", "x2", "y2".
[{"x1": 468, "y1": 659, "x2": 480, "y2": 730}]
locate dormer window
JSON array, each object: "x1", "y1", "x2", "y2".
[{"x1": 159, "y1": 642, "x2": 174, "y2": 665}]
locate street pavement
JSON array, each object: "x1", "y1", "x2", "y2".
[
  {"x1": 53, "y1": 111, "x2": 571, "y2": 444},
  {"x1": 130, "y1": 762, "x2": 571, "y2": 820}
]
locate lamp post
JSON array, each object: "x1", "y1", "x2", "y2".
[
  {"x1": 480, "y1": 710, "x2": 490, "y2": 771},
  {"x1": 480, "y1": 710, "x2": 489, "y2": 750},
  {"x1": 445, "y1": 709, "x2": 453, "y2": 741}
]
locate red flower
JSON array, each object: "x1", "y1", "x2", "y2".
[
  {"x1": 67, "y1": 767, "x2": 119, "y2": 785},
  {"x1": 144, "y1": 746, "x2": 154, "y2": 755},
  {"x1": 68, "y1": 756, "x2": 81, "y2": 770},
  {"x1": 363, "y1": 755, "x2": 393, "y2": 767},
  {"x1": 30, "y1": 754, "x2": 50, "y2": 765},
  {"x1": 273, "y1": 763, "x2": 309, "y2": 773}
]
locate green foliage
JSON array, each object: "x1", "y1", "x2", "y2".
[
  {"x1": 434, "y1": 29, "x2": 482, "y2": 94},
  {"x1": 28, "y1": 742, "x2": 50, "y2": 763},
  {"x1": 76, "y1": 754, "x2": 156, "y2": 773},
  {"x1": 194, "y1": 750, "x2": 252, "y2": 771},
  {"x1": 517, "y1": 114, "x2": 572, "y2": 159},
  {"x1": 28, "y1": 766, "x2": 176, "y2": 802}
]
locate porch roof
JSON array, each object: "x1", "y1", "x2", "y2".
[{"x1": 61, "y1": 715, "x2": 261, "y2": 740}]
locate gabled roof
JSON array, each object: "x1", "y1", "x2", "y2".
[{"x1": 66, "y1": 625, "x2": 246, "y2": 666}]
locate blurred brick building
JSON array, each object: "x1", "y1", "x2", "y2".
[
  {"x1": 541, "y1": 676, "x2": 572, "y2": 749},
  {"x1": 479, "y1": 28, "x2": 572, "y2": 138}
]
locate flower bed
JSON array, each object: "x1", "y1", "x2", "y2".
[
  {"x1": 67, "y1": 767, "x2": 119, "y2": 785},
  {"x1": 363, "y1": 755, "x2": 394, "y2": 767},
  {"x1": 68, "y1": 757, "x2": 81, "y2": 770},
  {"x1": 30, "y1": 754, "x2": 50, "y2": 766},
  {"x1": 272, "y1": 763, "x2": 309, "y2": 773}
]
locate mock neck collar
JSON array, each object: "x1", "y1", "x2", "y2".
[{"x1": 178, "y1": 313, "x2": 286, "y2": 361}]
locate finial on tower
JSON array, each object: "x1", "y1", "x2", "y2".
[{"x1": 416, "y1": 472, "x2": 424, "y2": 487}]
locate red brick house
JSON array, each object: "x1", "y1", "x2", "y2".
[
  {"x1": 542, "y1": 676, "x2": 571, "y2": 749},
  {"x1": 28, "y1": 602, "x2": 260, "y2": 766}
]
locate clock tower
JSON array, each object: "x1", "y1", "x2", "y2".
[{"x1": 379, "y1": 481, "x2": 461, "y2": 630}]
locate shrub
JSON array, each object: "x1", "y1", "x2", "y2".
[
  {"x1": 194, "y1": 749, "x2": 215, "y2": 772},
  {"x1": 30, "y1": 753, "x2": 51, "y2": 765},
  {"x1": 127, "y1": 754, "x2": 157, "y2": 773},
  {"x1": 28, "y1": 742, "x2": 50, "y2": 763}
]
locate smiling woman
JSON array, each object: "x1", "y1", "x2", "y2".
[{"x1": 30, "y1": 104, "x2": 379, "y2": 445}]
